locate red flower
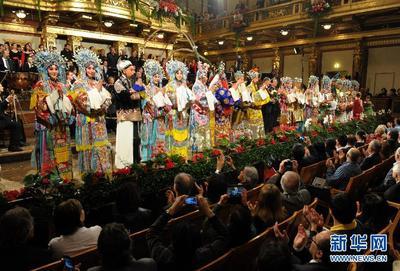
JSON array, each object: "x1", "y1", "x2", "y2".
[
  {"x1": 192, "y1": 153, "x2": 205, "y2": 163},
  {"x1": 42, "y1": 178, "x2": 50, "y2": 185},
  {"x1": 270, "y1": 138, "x2": 276, "y2": 145},
  {"x1": 327, "y1": 127, "x2": 334, "y2": 133},
  {"x1": 257, "y1": 138, "x2": 266, "y2": 146},
  {"x1": 235, "y1": 145, "x2": 245, "y2": 153},
  {"x1": 311, "y1": 131, "x2": 319, "y2": 137},
  {"x1": 113, "y1": 167, "x2": 131, "y2": 176},
  {"x1": 63, "y1": 179, "x2": 70, "y2": 184},
  {"x1": 3, "y1": 188, "x2": 24, "y2": 201},
  {"x1": 165, "y1": 158, "x2": 175, "y2": 169},
  {"x1": 212, "y1": 149, "x2": 222, "y2": 156}
]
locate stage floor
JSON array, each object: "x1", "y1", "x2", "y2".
[{"x1": 0, "y1": 133, "x2": 116, "y2": 192}]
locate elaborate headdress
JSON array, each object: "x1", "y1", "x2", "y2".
[
  {"x1": 197, "y1": 61, "x2": 210, "y2": 79},
  {"x1": 335, "y1": 78, "x2": 343, "y2": 86},
  {"x1": 74, "y1": 49, "x2": 102, "y2": 80},
  {"x1": 34, "y1": 51, "x2": 66, "y2": 82},
  {"x1": 248, "y1": 70, "x2": 260, "y2": 80},
  {"x1": 166, "y1": 60, "x2": 189, "y2": 81},
  {"x1": 321, "y1": 75, "x2": 331, "y2": 92},
  {"x1": 217, "y1": 61, "x2": 225, "y2": 75},
  {"x1": 117, "y1": 60, "x2": 133, "y2": 72},
  {"x1": 280, "y1": 76, "x2": 293, "y2": 85},
  {"x1": 234, "y1": 70, "x2": 244, "y2": 81},
  {"x1": 308, "y1": 75, "x2": 319, "y2": 89},
  {"x1": 342, "y1": 79, "x2": 352, "y2": 91},
  {"x1": 143, "y1": 59, "x2": 164, "y2": 84},
  {"x1": 352, "y1": 80, "x2": 360, "y2": 90},
  {"x1": 294, "y1": 77, "x2": 303, "y2": 83}
]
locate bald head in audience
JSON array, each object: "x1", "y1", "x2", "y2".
[
  {"x1": 173, "y1": 173, "x2": 194, "y2": 196},
  {"x1": 280, "y1": 171, "x2": 300, "y2": 194}
]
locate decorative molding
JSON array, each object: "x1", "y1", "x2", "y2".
[
  {"x1": 366, "y1": 38, "x2": 400, "y2": 47},
  {"x1": 206, "y1": 28, "x2": 400, "y2": 56},
  {"x1": 45, "y1": 26, "x2": 174, "y2": 50}
]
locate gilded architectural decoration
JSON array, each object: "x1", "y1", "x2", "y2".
[
  {"x1": 113, "y1": 41, "x2": 127, "y2": 55},
  {"x1": 272, "y1": 48, "x2": 280, "y2": 77},
  {"x1": 41, "y1": 32, "x2": 57, "y2": 50},
  {"x1": 67, "y1": 36, "x2": 83, "y2": 51},
  {"x1": 308, "y1": 45, "x2": 319, "y2": 76}
]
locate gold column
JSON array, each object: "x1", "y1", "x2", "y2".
[
  {"x1": 308, "y1": 45, "x2": 320, "y2": 76},
  {"x1": 272, "y1": 48, "x2": 280, "y2": 77},
  {"x1": 67, "y1": 36, "x2": 83, "y2": 52},
  {"x1": 41, "y1": 32, "x2": 57, "y2": 51},
  {"x1": 242, "y1": 53, "x2": 250, "y2": 71},
  {"x1": 113, "y1": 41, "x2": 127, "y2": 55}
]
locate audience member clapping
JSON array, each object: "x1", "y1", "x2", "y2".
[
  {"x1": 280, "y1": 171, "x2": 311, "y2": 215},
  {"x1": 326, "y1": 148, "x2": 362, "y2": 190}
]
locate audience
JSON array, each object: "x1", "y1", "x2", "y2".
[
  {"x1": 384, "y1": 163, "x2": 400, "y2": 202},
  {"x1": 280, "y1": 171, "x2": 311, "y2": 215},
  {"x1": 360, "y1": 140, "x2": 381, "y2": 170},
  {"x1": 326, "y1": 148, "x2": 362, "y2": 190},
  {"x1": 165, "y1": 173, "x2": 196, "y2": 217},
  {"x1": 358, "y1": 193, "x2": 390, "y2": 234},
  {"x1": 49, "y1": 199, "x2": 102, "y2": 259},
  {"x1": 0, "y1": 207, "x2": 51, "y2": 270},
  {"x1": 355, "y1": 130, "x2": 366, "y2": 147},
  {"x1": 88, "y1": 223, "x2": 156, "y2": 271},
  {"x1": 291, "y1": 143, "x2": 316, "y2": 172},
  {"x1": 256, "y1": 239, "x2": 293, "y2": 271},
  {"x1": 113, "y1": 182, "x2": 153, "y2": 233},
  {"x1": 249, "y1": 184, "x2": 287, "y2": 233},
  {"x1": 147, "y1": 195, "x2": 228, "y2": 270}
]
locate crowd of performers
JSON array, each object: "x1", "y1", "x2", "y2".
[{"x1": 30, "y1": 50, "x2": 373, "y2": 179}]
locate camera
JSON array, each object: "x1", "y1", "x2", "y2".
[{"x1": 284, "y1": 160, "x2": 293, "y2": 172}]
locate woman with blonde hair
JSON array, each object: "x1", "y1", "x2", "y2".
[
  {"x1": 374, "y1": 124, "x2": 387, "y2": 141},
  {"x1": 249, "y1": 184, "x2": 287, "y2": 233}
]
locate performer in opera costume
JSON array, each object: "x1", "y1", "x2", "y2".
[
  {"x1": 141, "y1": 59, "x2": 170, "y2": 162},
  {"x1": 72, "y1": 49, "x2": 112, "y2": 174},
  {"x1": 190, "y1": 61, "x2": 215, "y2": 154},
  {"x1": 231, "y1": 71, "x2": 250, "y2": 130},
  {"x1": 114, "y1": 60, "x2": 142, "y2": 167},
  {"x1": 214, "y1": 65, "x2": 234, "y2": 143},
  {"x1": 292, "y1": 77, "x2": 305, "y2": 128},
  {"x1": 30, "y1": 51, "x2": 74, "y2": 179},
  {"x1": 304, "y1": 75, "x2": 318, "y2": 120},
  {"x1": 246, "y1": 70, "x2": 268, "y2": 139},
  {"x1": 165, "y1": 60, "x2": 194, "y2": 160}
]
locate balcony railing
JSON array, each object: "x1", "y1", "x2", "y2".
[{"x1": 195, "y1": 0, "x2": 380, "y2": 36}]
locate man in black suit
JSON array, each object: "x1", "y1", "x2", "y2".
[
  {"x1": 384, "y1": 163, "x2": 400, "y2": 203},
  {"x1": 21, "y1": 56, "x2": 38, "y2": 73},
  {"x1": 0, "y1": 49, "x2": 15, "y2": 72},
  {"x1": 60, "y1": 44, "x2": 73, "y2": 62},
  {"x1": 360, "y1": 140, "x2": 381, "y2": 171},
  {"x1": 0, "y1": 84, "x2": 23, "y2": 152}
]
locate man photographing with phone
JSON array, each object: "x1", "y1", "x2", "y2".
[{"x1": 147, "y1": 195, "x2": 228, "y2": 270}]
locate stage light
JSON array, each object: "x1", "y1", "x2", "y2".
[
  {"x1": 322, "y1": 23, "x2": 332, "y2": 30},
  {"x1": 246, "y1": 36, "x2": 253, "y2": 41},
  {"x1": 143, "y1": 28, "x2": 151, "y2": 32},
  {"x1": 157, "y1": 33, "x2": 164, "y2": 39},
  {"x1": 218, "y1": 40, "x2": 224, "y2": 45},
  {"x1": 81, "y1": 14, "x2": 92, "y2": 20},
  {"x1": 15, "y1": 10, "x2": 27, "y2": 19},
  {"x1": 280, "y1": 29, "x2": 289, "y2": 36},
  {"x1": 130, "y1": 23, "x2": 138, "y2": 27},
  {"x1": 104, "y1": 21, "x2": 113, "y2": 27},
  {"x1": 334, "y1": 62, "x2": 340, "y2": 69},
  {"x1": 204, "y1": 51, "x2": 208, "y2": 56}
]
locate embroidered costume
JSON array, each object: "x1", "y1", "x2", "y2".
[
  {"x1": 30, "y1": 51, "x2": 73, "y2": 180},
  {"x1": 72, "y1": 49, "x2": 112, "y2": 174}
]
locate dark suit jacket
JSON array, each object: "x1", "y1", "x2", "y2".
[
  {"x1": 88, "y1": 258, "x2": 157, "y2": 271},
  {"x1": 360, "y1": 153, "x2": 381, "y2": 171},
  {"x1": 0, "y1": 57, "x2": 15, "y2": 72},
  {"x1": 293, "y1": 262, "x2": 335, "y2": 271},
  {"x1": 21, "y1": 63, "x2": 38, "y2": 73},
  {"x1": 384, "y1": 182, "x2": 400, "y2": 203}
]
